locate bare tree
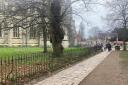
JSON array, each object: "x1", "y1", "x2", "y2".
[
  {"x1": 106, "y1": 0, "x2": 128, "y2": 50},
  {"x1": 0, "y1": 0, "x2": 49, "y2": 51},
  {"x1": 0, "y1": 0, "x2": 93, "y2": 56}
]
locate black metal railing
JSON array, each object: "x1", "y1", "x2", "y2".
[{"x1": 0, "y1": 47, "x2": 97, "y2": 85}]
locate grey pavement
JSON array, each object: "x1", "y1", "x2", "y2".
[{"x1": 33, "y1": 51, "x2": 111, "y2": 85}]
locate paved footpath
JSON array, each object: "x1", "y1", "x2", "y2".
[
  {"x1": 33, "y1": 51, "x2": 111, "y2": 85},
  {"x1": 79, "y1": 51, "x2": 126, "y2": 85}
]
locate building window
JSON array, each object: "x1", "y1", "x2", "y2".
[
  {"x1": 0, "y1": 25, "x2": 2, "y2": 37},
  {"x1": 13, "y1": 26, "x2": 19, "y2": 38},
  {"x1": 30, "y1": 27, "x2": 36, "y2": 39}
]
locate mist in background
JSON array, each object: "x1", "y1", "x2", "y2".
[{"x1": 72, "y1": 0, "x2": 109, "y2": 38}]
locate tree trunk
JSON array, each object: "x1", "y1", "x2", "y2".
[
  {"x1": 52, "y1": 42, "x2": 63, "y2": 57},
  {"x1": 40, "y1": 16, "x2": 48, "y2": 53},
  {"x1": 50, "y1": 0, "x2": 64, "y2": 57},
  {"x1": 123, "y1": 22, "x2": 127, "y2": 51},
  {"x1": 50, "y1": 27, "x2": 64, "y2": 57},
  {"x1": 43, "y1": 27, "x2": 47, "y2": 53},
  {"x1": 25, "y1": 29, "x2": 28, "y2": 47},
  {"x1": 37, "y1": 34, "x2": 40, "y2": 47},
  {"x1": 123, "y1": 40, "x2": 126, "y2": 51}
]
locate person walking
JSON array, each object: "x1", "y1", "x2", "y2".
[{"x1": 106, "y1": 43, "x2": 112, "y2": 51}]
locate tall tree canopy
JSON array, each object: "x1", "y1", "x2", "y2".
[
  {"x1": 0, "y1": 0, "x2": 93, "y2": 56},
  {"x1": 106, "y1": 0, "x2": 128, "y2": 50}
]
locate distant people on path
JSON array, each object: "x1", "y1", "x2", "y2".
[
  {"x1": 94, "y1": 43, "x2": 103, "y2": 52},
  {"x1": 115, "y1": 44, "x2": 120, "y2": 51},
  {"x1": 101, "y1": 43, "x2": 106, "y2": 51},
  {"x1": 106, "y1": 43, "x2": 112, "y2": 51}
]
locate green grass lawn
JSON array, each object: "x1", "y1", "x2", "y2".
[
  {"x1": 120, "y1": 51, "x2": 128, "y2": 60},
  {"x1": 0, "y1": 47, "x2": 83, "y2": 58},
  {"x1": 0, "y1": 47, "x2": 93, "y2": 84},
  {"x1": 119, "y1": 51, "x2": 128, "y2": 83},
  {"x1": 0, "y1": 47, "x2": 43, "y2": 57}
]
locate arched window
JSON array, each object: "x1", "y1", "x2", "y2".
[
  {"x1": 0, "y1": 24, "x2": 2, "y2": 37},
  {"x1": 30, "y1": 26, "x2": 36, "y2": 39},
  {"x1": 13, "y1": 25, "x2": 19, "y2": 38}
]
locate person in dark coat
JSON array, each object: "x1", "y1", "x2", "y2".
[{"x1": 106, "y1": 43, "x2": 112, "y2": 51}]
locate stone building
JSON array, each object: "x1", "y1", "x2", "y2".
[{"x1": 0, "y1": 0, "x2": 76, "y2": 47}]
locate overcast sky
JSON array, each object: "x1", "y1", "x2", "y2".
[{"x1": 72, "y1": 0, "x2": 109, "y2": 38}]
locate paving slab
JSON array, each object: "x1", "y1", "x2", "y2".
[
  {"x1": 34, "y1": 51, "x2": 111, "y2": 85},
  {"x1": 79, "y1": 51, "x2": 126, "y2": 85}
]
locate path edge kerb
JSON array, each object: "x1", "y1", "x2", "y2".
[
  {"x1": 78, "y1": 51, "x2": 112, "y2": 85},
  {"x1": 34, "y1": 51, "x2": 112, "y2": 85},
  {"x1": 71, "y1": 51, "x2": 112, "y2": 85}
]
